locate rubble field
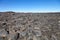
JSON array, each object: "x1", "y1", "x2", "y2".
[{"x1": 0, "y1": 12, "x2": 60, "y2": 40}]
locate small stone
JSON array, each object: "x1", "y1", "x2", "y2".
[
  {"x1": 34, "y1": 30, "x2": 42, "y2": 37},
  {"x1": 34, "y1": 27, "x2": 40, "y2": 30},
  {"x1": 20, "y1": 31, "x2": 26, "y2": 37},
  {"x1": 58, "y1": 21, "x2": 60, "y2": 23},
  {"x1": 12, "y1": 13, "x2": 15, "y2": 15},
  {"x1": 51, "y1": 34, "x2": 57, "y2": 40},
  {"x1": 33, "y1": 36, "x2": 37, "y2": 40},
  {"x1": 0, "y1": 29, "x2": 7, "y2": 37},
  {"x1": 2, "y1": 22, "x2": 6, "y2": 25}
]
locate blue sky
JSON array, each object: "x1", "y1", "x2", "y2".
[{"x1": 0, "y1": 0, "x2": 60, "y2": 12}]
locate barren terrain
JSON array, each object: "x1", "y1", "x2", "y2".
[{"x1": 0, "y1": 12, "x2": 60, "y2": 40}]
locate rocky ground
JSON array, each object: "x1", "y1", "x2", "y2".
[{"x1": 0, "y1": 12, "x2": 60, "y2": 40}]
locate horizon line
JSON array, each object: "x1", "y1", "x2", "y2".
[{"x1": 0, "y1": 11, "x2": 60, "y2": 13}]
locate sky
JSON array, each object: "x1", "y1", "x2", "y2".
[{"x1": 0, "y1": 0, "x2": 60, "y2": 12}]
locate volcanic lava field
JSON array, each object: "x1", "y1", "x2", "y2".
[{"x1": 0, "y1": 12, "x2": 60, "y2": 40}]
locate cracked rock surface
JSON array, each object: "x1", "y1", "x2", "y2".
[{"x1": 0, "y1": 12, "x2": 60, "y2": 40}]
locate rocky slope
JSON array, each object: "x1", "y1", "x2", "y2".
[{"x1": 0, "y1": 12, "x2": 60, "y2": 40}]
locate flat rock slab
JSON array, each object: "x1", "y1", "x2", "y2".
[{"x1": 0, "y1": 12, "x2": 60, "y2": 40}]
